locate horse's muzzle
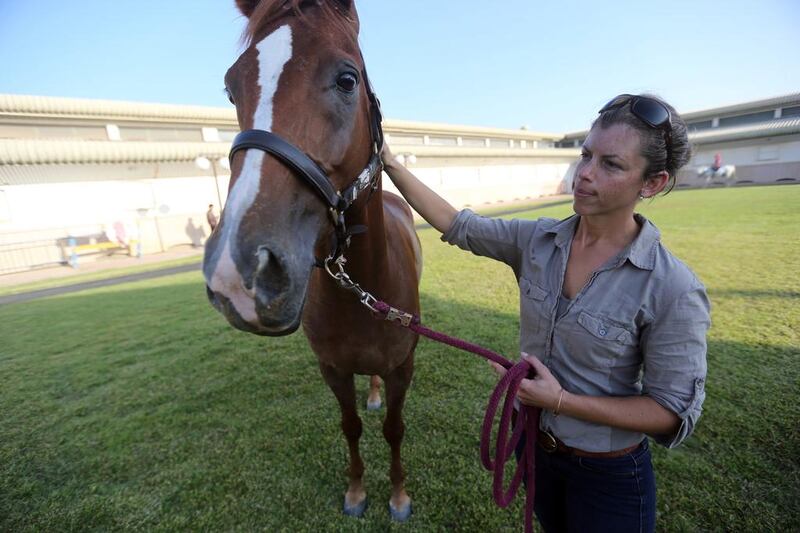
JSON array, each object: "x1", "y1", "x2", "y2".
[
  {"x1": 204, "y1": 242, "x2": 310, "y2": 337},
  {"x1": 206, "y1": 284, "x2": 303, "y2": 337}
]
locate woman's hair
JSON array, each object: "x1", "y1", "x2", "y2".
[{"x1": 592, "y1": 94, "x2": 691, "y2": 194}]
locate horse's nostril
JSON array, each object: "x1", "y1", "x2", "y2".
[
  {"x1": 253, "y1": 245, "x2": 291, "y2": 308},
  {"x1": 256, "y1": 246, "x2": 271, "y2": 272}
]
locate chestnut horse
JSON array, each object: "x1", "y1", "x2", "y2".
[{"x1": 202, "y1": 0, "x2": 421, "y2": 521}]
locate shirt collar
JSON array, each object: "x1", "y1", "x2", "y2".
[
  {"x1": 545, "y1": 213, "x2": 660, "y2": 271},
  {"x1": 627, "y1": 213, "x2": 660, "y2": 270}
]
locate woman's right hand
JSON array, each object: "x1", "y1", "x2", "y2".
[
  {"x1": 377, "y1": 143, "x2": 457, "y2": 234},
  {"x1": 489, "y1": 360, "x2": 507, "y2": 379},
  {"x1": 381, "y1": 143, "x2": 397, "y2": 170}
]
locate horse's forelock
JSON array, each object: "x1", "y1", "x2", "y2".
[{"x1": 242, "y1": 0, "x2": 358, "y2": 47}]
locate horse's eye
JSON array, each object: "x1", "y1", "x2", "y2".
[
  {"x1": 336, "y1": 72, "x2": 358, "y2": 93},
  {"x1": 224, "y1": 87, "x2": 235, "y2": 105}
]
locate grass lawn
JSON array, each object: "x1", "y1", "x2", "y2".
[{"x1": 1, "y1": 185, "x2": 797, "y2": 531}]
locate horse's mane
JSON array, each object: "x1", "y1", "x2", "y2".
[{"x1": 242, "y1": 0, "x2": 358, "y2": 46}]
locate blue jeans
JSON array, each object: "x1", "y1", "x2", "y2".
[{"x1": 517, "y1": 435, "x2": 656, "y2": 532}]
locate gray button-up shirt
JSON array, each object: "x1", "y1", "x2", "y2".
[{"x1": 442, "y1": 210, "x2": 710, "y2": 451}]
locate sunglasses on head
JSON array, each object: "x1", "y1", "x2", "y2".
[{"x1": 599, "y1": 94, "x2": 673, "y2": 167}]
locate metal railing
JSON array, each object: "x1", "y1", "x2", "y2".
[{"x1": 0, "y1": 237, "x2": 65, "y2": 275}]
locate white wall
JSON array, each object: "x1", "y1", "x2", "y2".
[
  {"x1": 0, "y1": 161, "x2": 571, "y2": 271},
  {"x1": 0, "y1": 174, "x2": 232, "y2": 268},
  {"x1": 383, "y1": 161, "x2": 570, "y2": 212},
  {"x1": 690, "y1": 137, "x2": 800, "y2": 167}
]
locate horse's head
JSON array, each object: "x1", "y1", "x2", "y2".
[{"x1": 203, "y1": 0, "x2": 376, "y2": 336}]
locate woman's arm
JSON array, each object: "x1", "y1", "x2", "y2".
[
  {"x1": 554, "y1": 389, "x2": 680, "y2": 436},
  {"x1": 491, "y1": 356, "x2": 680, "y2": 436},
  {"x1": 382, "y1": 145, "x2": 458, "y2": 234}
]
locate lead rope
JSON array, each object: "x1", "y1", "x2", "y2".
[{"x1": 325, "y1": 256, "x2": 540, "y2": 533}]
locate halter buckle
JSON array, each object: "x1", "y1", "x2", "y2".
[{"x1": 386, "y1": 307, "x2": 413, "y2": 327}]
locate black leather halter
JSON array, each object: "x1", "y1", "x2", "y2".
[{"x1": 228, "y1": 67, "x2": 384, "y2": 264}]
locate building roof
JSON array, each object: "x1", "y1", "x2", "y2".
[
  {"x1": 0, "y1": 93, "x2": 561, "y2": 139},
  {"x1": 561, "y1": 92, "x2": 800, "y2": 140},
  {"x1": 681, "y1": 92, "x2": 800, "y2": 121},
  {"x1": 0, "y1": 139, "x2": 230, "y2": 165},
  {"x1": 688, "y1": 117, "x2": 800, "y2": 144},
  {"x1": 1, "y1": 92, "x2": 797, "y2": 167},
  {"x1": 0, "y1": 93, "x2": 235, "y2": 125}
]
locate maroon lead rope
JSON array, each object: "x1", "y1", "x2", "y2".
[{"x1": 373, "y1": 301, "x2": 540, "y2": 533}]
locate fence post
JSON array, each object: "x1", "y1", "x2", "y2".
[{"x1": 68, "y1": 237, "x2": 78, "y2": 268}]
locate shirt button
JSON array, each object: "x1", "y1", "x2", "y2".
[{"x1": 599, "y1": 328, "x2": 607, "y2": 336}]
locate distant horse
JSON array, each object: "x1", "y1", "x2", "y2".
[
  {"x1": 203, "y1": 0, "x2": 421, "y2": 521},
  {"x1": 697, "y1": 164, "x2": 736, "y2": 185}
]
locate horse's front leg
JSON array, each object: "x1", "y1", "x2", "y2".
[
  {"x1": 382, "y1": 354, "x2": 414, "y2": 521},
  {"x1": 318, "y1": 362, "x2": 367, "y2": 517}
]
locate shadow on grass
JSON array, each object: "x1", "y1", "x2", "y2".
[
  {"x1": 708, "y1": 288, "x2": 800, "y2": 299},
  {"x1": 0, "y1": 278, "x2": 797, "y2": 531}
]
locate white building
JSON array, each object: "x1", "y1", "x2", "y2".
[
  {"x1": 1, "y1": 92, "x2": 798, "y2": 274},
  {"x1": 558, "y1": 93, "x2": 800, "y2": 189}
]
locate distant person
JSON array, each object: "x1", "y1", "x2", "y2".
[
  {"x1": 382, "y1": 93, "x2": 710, "y2": 532},
  {"x1": 711, "y1": 153, "x2": 722, "y2": 172},
  {"x1": 113, "y1": 221, "x2": 128, "y2": 245},
  {"x1": 206, "y1": 204, "x2": 218, "y2": 232}
]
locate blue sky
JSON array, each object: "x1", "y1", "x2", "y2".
[{"x1": 1, "y1": 0, "x2": 798, "y2": 133}]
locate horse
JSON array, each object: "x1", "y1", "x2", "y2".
[
  {"x1": 202, "y1": 0, "x2": 422, "y2": 521},
  {"x1": 697, "y1": 164, "x2": 736, "y2": 185}
]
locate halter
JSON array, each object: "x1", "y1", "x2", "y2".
[{"x1": 228, "y1": 65, "x2": 384, "y2": 265}]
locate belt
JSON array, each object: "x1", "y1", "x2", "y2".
[{"x1": 537, "y1": 430, "x2": 642, "y2": 459}]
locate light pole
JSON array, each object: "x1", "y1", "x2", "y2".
[{"x1": 195, "y1": 155, "x2": 229, "y2": 210}]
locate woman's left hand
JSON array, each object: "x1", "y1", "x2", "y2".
[
  {"x1": 489, "y1": 353, "x2": 564, "y2": 410},
  {"x1": 517, "y1": 355, "x2": 563, "y2": 410}
]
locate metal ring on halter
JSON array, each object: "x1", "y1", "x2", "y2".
[{"x1": 323, "y1": 254, "x2": 379, "y2": 313}]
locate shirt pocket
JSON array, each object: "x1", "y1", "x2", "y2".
[
  {"x1": 519, "y1": 276, "x2": 550, "y2": 336},
  {"x1": 567, "y1": 310, "x2": 637, "y2": 368}
]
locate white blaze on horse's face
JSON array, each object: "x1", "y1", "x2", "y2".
[{"x1": 205, "y1": 25, "x2": 293, "y2": 325}]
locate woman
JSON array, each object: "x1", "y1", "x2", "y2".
[{"x1": 381, "y1": 94, "x2": 710, "y2": 532}]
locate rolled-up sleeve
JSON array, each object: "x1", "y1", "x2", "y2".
[
  {"x1": 441, "y1": 209, "x2": 536, "y2": 270},
  {"x1": 641, "y1": 286, "x2": 711, "y2": 448}
]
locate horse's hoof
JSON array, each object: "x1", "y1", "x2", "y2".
[
  {"x1": 343, "y1": 497, "x2": 367, "y2": 518},
  {"x1": 366, "y1": 399, "x2": 382, "y2": 411},
  {"x1": 389, "y1": 501, "x2": 412, "y2": 522}
]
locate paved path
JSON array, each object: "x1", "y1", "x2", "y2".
[{"x1": 0, "y1": 262, "x2": 202, "y2": 306}]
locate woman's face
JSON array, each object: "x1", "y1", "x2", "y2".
[{"x1": 572, "y1": 123, "x2": 649, "y2": 218}]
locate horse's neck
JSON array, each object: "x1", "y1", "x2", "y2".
[
  {"x1": 311, "y1": 185, "x2": 388, "y2": 300},
  {"x1": 343, "y1": 187, "x2": 389, "y2": 280}
]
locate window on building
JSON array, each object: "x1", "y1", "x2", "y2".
[
  {"x1": 488, "y1": 138, "x2": 513, "y2": 148},
  {"x1": 119, "y1": 127, "x2": 203, "y2": 142},
  {"x1": 0, "y1": 124, "x2": 38, "y2": 139},
  {"x1": 781, "y1": 105, "x2": 800, "y2": 118},
  {"x1": 461, "y1": 137, "x2": 487, "y2": 147},
  {"x1": 388, "y1": 135, "x2": 425, "y2": 145},
  {"x1": 428, "y1": 136, "x2": 458, "y2": 146},
  {"x1": 687, "y1": 120, "x2": 713, "y2": 132},
  {"x1": 718, "y1": 110, "x2": 775, "y2": 128},
  {"x1": 757, "y1": 146, "x2": 779, "y2": 161},
  {"x1": 0, "y1": 124, "x2": 108, "y2": 140},
  {"x1": 219, "y1": 130, "x2": 240, "y2": 142}
]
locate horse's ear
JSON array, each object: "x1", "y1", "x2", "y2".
[{"x1": 236, "y1": 0, "x2": 261, "y2": 18}]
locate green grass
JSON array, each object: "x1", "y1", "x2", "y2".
[
  {"x1": 0, "y1": 255, "x2": 202, "y2": 297},
  {"x1": 1, "y1": 185, "x2": 798, "y2": 531}
]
